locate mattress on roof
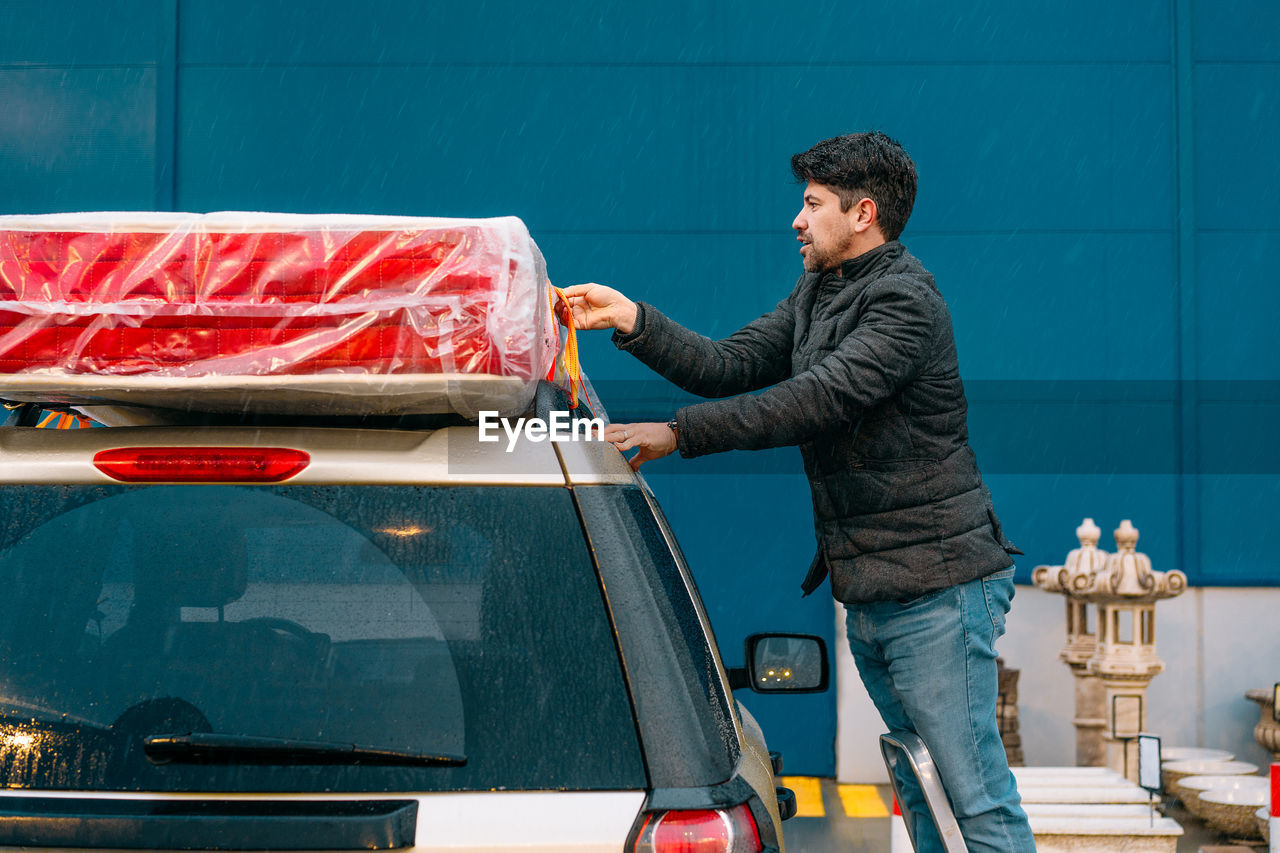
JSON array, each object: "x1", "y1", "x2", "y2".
[{"x1": 0, "y1": 212, "x2": 557, "y2": 417}]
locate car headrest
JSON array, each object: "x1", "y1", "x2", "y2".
[{"x1": 132, "y1": 525, "x2": 248, "y2": 609}]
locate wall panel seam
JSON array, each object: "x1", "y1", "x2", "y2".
[{"x1": 171, "y1": 60, "x2": 1175, "y2": 70}]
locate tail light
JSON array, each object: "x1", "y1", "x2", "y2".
[
  {"x1": 93, "y1": 447, "x2": 310, "y2": 483},
  {"x1": 633, "y1": 803, "x2": 763, "y2": 853}
]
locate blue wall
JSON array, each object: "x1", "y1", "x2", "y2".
[{"x1": 3, "y1": 0, "x2": 1278, "y2": 775}]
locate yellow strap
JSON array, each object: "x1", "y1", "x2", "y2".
[{"x1": 549, "y1": 285, "x2": 581, "y2": 408}]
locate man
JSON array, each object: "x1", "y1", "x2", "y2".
[{"x1": 564, "y1": 132, "x2": 1035, "y2": 851}]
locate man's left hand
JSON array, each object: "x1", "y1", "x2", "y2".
[{"x1": 604, "y1": 422, "x2": 677, "y2": 471}]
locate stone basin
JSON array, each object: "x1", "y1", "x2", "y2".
[
  {"x1": 1199, "y1": 786, "x2": 1269, "y2": 841},
  {"x1": 1175, "y1": 774, "x2": 1268, "y2": 818},
  {"x1": 1256, "y1": 805, "x2": 1269, "y2": 844},
  {"x1": 1161, "y1": 759, "x2": 1258, "y2": 799}
]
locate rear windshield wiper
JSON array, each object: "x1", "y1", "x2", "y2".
[{"x1": 142, "y1": 733, "x2": 466, "y2": 767}]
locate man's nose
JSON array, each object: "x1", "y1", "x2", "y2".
[{"x1": 792, "y1": 210, "x2": 806, "y2": 231}]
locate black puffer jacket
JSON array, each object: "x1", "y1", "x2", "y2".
[{"x1": 613, "y1": 240, "x2": 1020, "y2": 604}]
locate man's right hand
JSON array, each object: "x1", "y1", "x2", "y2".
[{"x1": 560, "y1": 283, "x2": 639, "y2": 335}]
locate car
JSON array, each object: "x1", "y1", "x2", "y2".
[{"x1": 0, "y1": 382, "x2": 829, "y2": 853}]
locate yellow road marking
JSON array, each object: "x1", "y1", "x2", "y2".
[
  {"x1": 779, "y1": 775, "x2": 825, "y2": 817},
  {"x1": 838, "y1": 783, "x2": 891, "y2": 817}
]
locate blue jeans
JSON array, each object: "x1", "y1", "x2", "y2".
[{"x1": 844, "y1": 568, "x2": 1036, "y2": 852}]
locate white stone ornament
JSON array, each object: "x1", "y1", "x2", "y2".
[{"x1": 1034, "y1": 518, "x2": 1187, "y2": 781}]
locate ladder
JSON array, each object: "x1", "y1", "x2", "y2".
[{"x1": 879, "y1": 731, "x2": 967, "y2": 853}]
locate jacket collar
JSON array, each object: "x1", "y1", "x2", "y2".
[{"x1": 837, "y1": 240, "x2": 903, "y2": 281}]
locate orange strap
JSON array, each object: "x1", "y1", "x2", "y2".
[
  {"x1": 549, "y1": 285, "x2": 581, "y2": 408},
  {"x1": 35, "y1": 409, "x2": 97, "y2": 429}
]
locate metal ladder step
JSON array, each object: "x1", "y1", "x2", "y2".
[{"x1": 879, "y1": 731, "x2": 966, "y2": 852}]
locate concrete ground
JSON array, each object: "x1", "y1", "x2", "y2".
[
  {"x1": 775, "y1": 778, "x2": 1265, "y2": 852},
  {"x1": 777, "y1": 778, "x2": 895, "y2": 852}
]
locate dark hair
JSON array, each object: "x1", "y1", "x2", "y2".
[{"x1": 790, "y1": 132, "x2": 917, "y2": 241}]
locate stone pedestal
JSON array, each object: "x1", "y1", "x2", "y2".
[
  {"x1": 1097, "y1": 674, "x2": 1156, "y2": 781},
  {"x1": 1071, "y1": 665, "x2": 1108, "y2": 767}
]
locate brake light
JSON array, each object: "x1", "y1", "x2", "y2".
[
  {"x1": 633, "y1": 803, "x2": 763, "y2": 853},
  {"x1": 93, "y1": 447, "x2": 310, "y2": 483}
]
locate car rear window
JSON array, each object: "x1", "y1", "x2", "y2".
[{"x1": 0, "y1": 484, "x2": 644, "y2": 793}]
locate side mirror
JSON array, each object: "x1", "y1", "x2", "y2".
[{"x1": 728, "y1": 633, "x2": 829, "y2": 693}]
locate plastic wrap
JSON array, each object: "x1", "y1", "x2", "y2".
[{"x1": 0, "y1": 212, "x2": 557, "y2": 416}]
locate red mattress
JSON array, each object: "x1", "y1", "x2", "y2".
[{"x1": 0, "y1": 213, "x2": 556, "y2": 415}]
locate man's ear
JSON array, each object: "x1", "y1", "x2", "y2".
[{"x1": 851, "y1": 197, "x2": 879, "y2": 234}]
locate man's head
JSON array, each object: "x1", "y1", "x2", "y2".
[{"x1": 789, "y1": 132, "x2": 917, "y2": 272}]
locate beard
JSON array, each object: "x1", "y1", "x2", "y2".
[
  {"x1": 801, "y1": 240, "x2": 846, "y2": 273},
  {"x1": 799, "y1": 222, "x2": 856, "y2": 273}
]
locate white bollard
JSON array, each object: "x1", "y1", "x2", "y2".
[
  {"x1": 1271, "y1": 763, "x2": 1278, "y2": 853},
  {"x1": 890, "y1": 794, "x2": 912, "y2": 853}
]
